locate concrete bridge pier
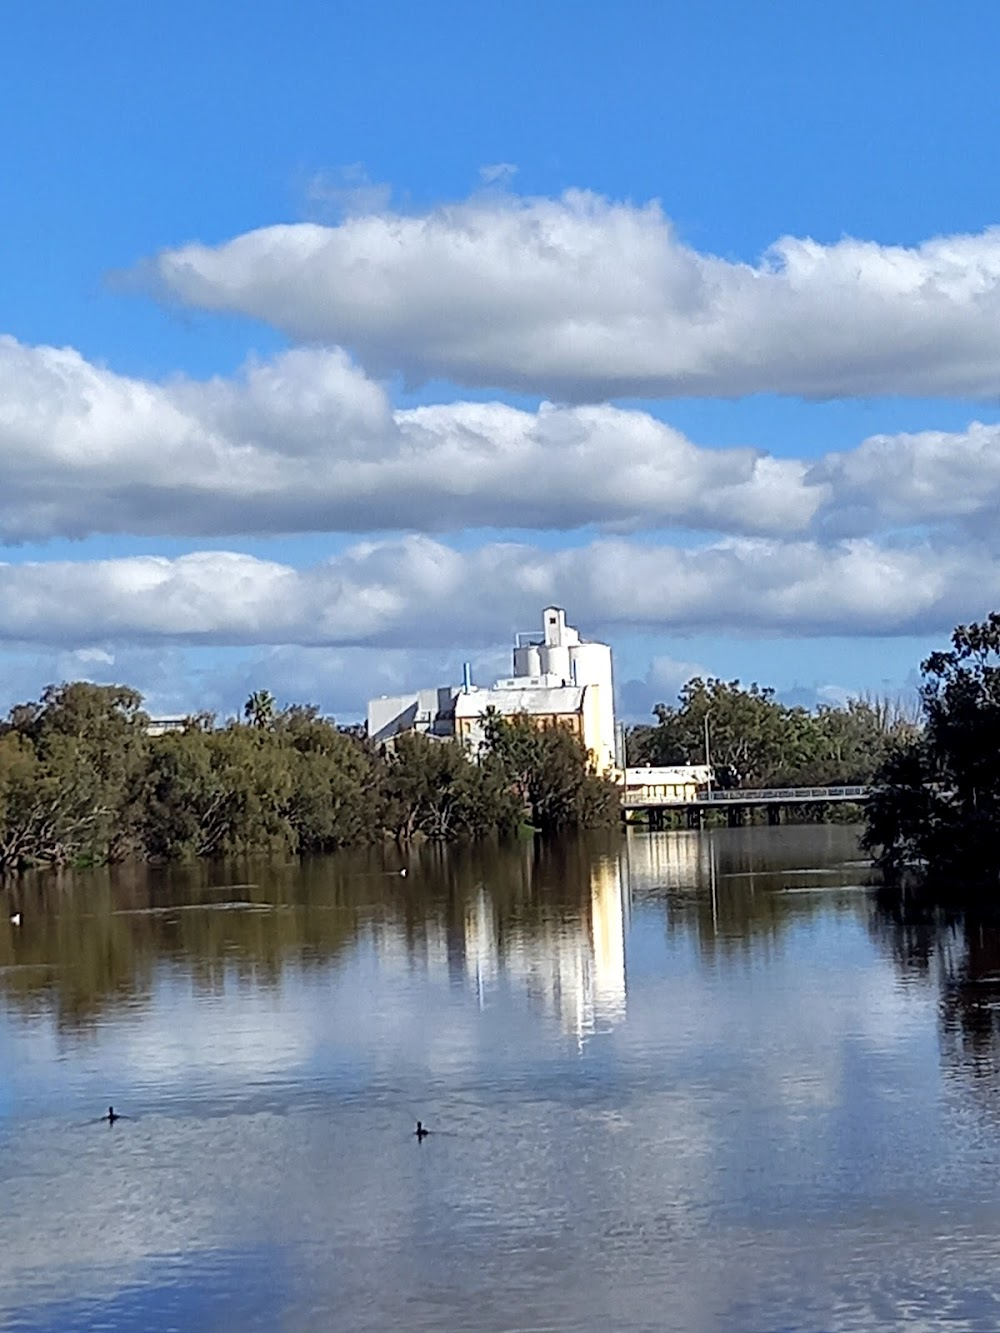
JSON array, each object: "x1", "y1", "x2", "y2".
[{"x1": 768, "y1": 806, "x2": 782, "y2": 826}]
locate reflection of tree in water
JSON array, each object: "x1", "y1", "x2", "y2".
[
  {"x1": 938, "y1": 915, "x2": 1000, "y2": 1108},
  {"x1": 870, "y1": 885, "x2": 1000, "y2": 1114},
  {"x1": 867, "y1": 882, "x2": 970, "y2": 986},
  {"x1": 2, "y1": 828, "x2": 887, "y2": 1035},
  {"x1": 0, "y1": 835, "x2": 623, "y2": 1032},
  {"x1": 626, "y1": 826, "x2": 875, "y2": 962}
]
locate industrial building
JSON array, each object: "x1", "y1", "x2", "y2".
[
  {"x1": 621, "y1": 764, "x2": 713, "y2": 803},
  {"x1": 366, "y1": 605, "x2": 714, "y2": 799},
  {"x1": 455, "y1": 606, "x2": 617, "y2": 773},
  {"x1": 366, "y1": 606, "x2": 618, "y2": 774},
  {"x1": 366, "y1": 686, "x2": 460, "y2": 749}
]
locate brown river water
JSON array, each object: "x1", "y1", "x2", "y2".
[{"x1": 2, "y1": 825, "x2": 1000, "y2": 1332}]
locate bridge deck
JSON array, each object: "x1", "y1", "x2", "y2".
[{"x1": 622, "y1": 784, "x2": 869, "y2": 810}]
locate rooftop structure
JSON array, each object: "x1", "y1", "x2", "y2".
[
  {"x1": 145, "y1": 716, "x2": 189, "y2": 737},
  {"x1": 367, "y1": 686, "x2": 460, "y2": 749},
  {"x1": 622, "y1": 765, "x2": 712, "y2": 802}
]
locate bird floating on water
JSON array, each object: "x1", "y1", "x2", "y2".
[
  {"x1": 103, "y1": 1106, "x2": 120, "y2": 1124},
  {"x1": 414, "y1": 1120, "x2": 429, "y2": 1139},
  {"x1": 9, "y1": 913, "x2": 21, "y2": 926},
  {"x1": 399, "y1": 868, "x2": 407, "y2": 878}
]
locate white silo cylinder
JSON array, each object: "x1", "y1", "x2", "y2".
[
  {"x1": 569, "y1": 642, "x2": 616, "y2": 771},
  {"x1": 541, "y1": 644, "x2": 571, "y2": 683},
  {"x1": 568, "y1": 642, "x2": 611, "y2": 690},
  {"x1": 513, "y1": 644, "x2": 542, "y2": 678}
]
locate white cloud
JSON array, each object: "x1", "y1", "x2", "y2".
[
  {"x1": 0, "y1": 335, "x2": 814, "y2": 542},
  {"x1": 137, "y1": 190, "x2": 1000, "y2": 400},
  {"x1": 809, "y1": 420, "x2": 1000, "y2": 538},
  {"x1": 0, "y1": 532, "x2": 995, "y2": 655},
  {"x1": 478, "y1": 162, "x2": 518, "y2": 186},
  {"x1": 8, "y1": 333, "x2": 1000, "y2": 547},
  {"x1": 303, "y1": 164, "x2": 393, "y2": 219},
  {"x1": 617, "y1": 654, "x2": 709, "y2": 721}
]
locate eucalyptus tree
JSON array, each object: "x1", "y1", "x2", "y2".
[
  {"x1": 864, "y1": 613, "x2": 1000, "y2": 888},
  {"x1": 631, "y1": 678, "x2": 919, "y2": 789},
  {"x1": 481, "y1": 713, "x2": 620, "y2": 832},
  {"x1": 0, "y1": 683, "x2": 150, "y2": 868}
]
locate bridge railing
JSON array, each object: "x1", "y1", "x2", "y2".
[
  {"x1": 702, "y1": 785, "x2": 868, "y2": 803},
  {"x1": 621, "y1": 784, "x2": 869, "y2": 808}
]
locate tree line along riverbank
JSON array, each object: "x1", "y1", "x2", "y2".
[
  {"x1": 0, "y1": 684, "x2": 620, "y2": 872},
  {"x1": 0, "y1": 672, "x2": 929, "y2": 875}
]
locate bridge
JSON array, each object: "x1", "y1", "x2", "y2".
[{"x1": 622, "y1": 784, "x2": 870, "y2": 828}]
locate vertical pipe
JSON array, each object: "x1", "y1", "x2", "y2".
[{"x1": 704, "y1": 712, "x2": 713, "y2": 795}]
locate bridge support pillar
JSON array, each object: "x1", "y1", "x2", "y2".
[
  {"x1": 768, "y1": 805, "x2": 782, "y2": 826},
  {"x1": 727, "y1": 806, "x2": 745, "y2": 828},
  {"x1": 686, "y1": 806, "x2": 703, "y2": 830}
]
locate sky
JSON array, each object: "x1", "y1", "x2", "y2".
[{"x1": 3, "y1": 0, "x2": 1000, "y2": 722}]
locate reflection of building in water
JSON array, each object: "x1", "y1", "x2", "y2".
[
  {"x1": 590, "y1": 857, "x2": 627, "y2": 1020},
  {"x1": 367, "y1": 917, "x2": 454, "y2": 978},
  {"x1": 624, "y1": 830, "x2": 712, "y2": 896},
  {"x1": 464, "y1": 857, "x2": 627, "y2": 1038}
]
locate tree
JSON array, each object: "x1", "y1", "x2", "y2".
[
  {"x1": 481, "y1": 714, "x2": 620, "y2": 833},
  {"x1": 381, "y1": 732, "x2": 518, "y2": 842},
  {"x1": 806, "y1": 697, "x2": 917, "y2": 786},
  {"x1": 277, "y1": 707, "x2": 381, "y2": 851},
  {"x1": 0, "y1": 683, "x2": 151, "y2": 868},
  {"x1": 0, "y1": 733, "x2": 52, "y2": 871},
  {"x1": 863, "y1": 613, "x2": 1000, "y2": 888},
  {"x1": 139, "y1": 729, "x2": 229, "y2": 860},
  {"x1": 630, "y1": 678, "x2": 918, "y2": 789},
  {"x1": 636, "y1": 677, "x2": 795, "y2": 786},
  {"x1": 244, "y1": 690, "x2": 276, "y2": 730},
  {"x1": 0, "y1": 680, "x2": 627, "y2": 873}
]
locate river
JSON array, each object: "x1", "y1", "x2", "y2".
[{"x1": 2, "y1": 825, "x2": 999, "y2": 1331}]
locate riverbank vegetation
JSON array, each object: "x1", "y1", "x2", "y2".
[
  {"x1": 863, "y1": 613, "x2": 1000, "y2": 892},
  {"x1": 628, "y1": 676, "x2": 919, "y2": 787},
  {"x1": 0, "y1": 684, "x2": 619, "y2": 872},
  {"x1": 0, "y1": 666, "x2": 931, "y2": 876}
]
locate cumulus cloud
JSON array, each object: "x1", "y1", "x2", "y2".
[
  {"x1": 7, "y1": 333, "x2": 1000, "y2": 546},
  {"x1": 808, "y1": 420, "x2": 1000, "y2": 538},
  {"x1": 137, "y1": 190, "x2": 1000, "y2": 400},
  {"x1": 617, "y1": 654, "x2": 710, "y2": 722},
  {"x1": 0, "y1": 532, "x2": 995, "y2": 653},
  {"x1": 0, "y1": 335, "x2": 814, "y2": 542}
]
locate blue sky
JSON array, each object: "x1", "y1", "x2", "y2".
[{"x1": 2, "y1": 0, "x2": 1000, "y2": 720}]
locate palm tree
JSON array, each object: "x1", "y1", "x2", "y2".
[{"x1": 244, "y1": 689, "x2": 276, "y2": 729}]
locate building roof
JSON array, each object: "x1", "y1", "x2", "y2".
[
  {"x1": 454, "y1": 684, "x2": 586, "y2": 719},
  {"x1": 624, "y1": 765, "x2": 711, "y2": 784}
]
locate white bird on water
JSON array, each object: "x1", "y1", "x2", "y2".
[{"x1": 10, "y1": 913, "x2": 21, "y2": 926}]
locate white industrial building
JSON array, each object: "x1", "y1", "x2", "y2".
[
  {"x1": 367, "y1": 605, "x2": 717, "y2": 797},
  {"x1": 366, "y1": 685, "x2": 460, "y2": 749},
  {"x1": 366, "y1": 606, "x2": 618, "y2": 774},
  {"x1": 622, "y1": 764, "x2": 713, "y2": 802}
]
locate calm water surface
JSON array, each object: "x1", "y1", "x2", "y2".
[{"x1": 2, "y1": 826, "x2": 1000, "y2": 1331}]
